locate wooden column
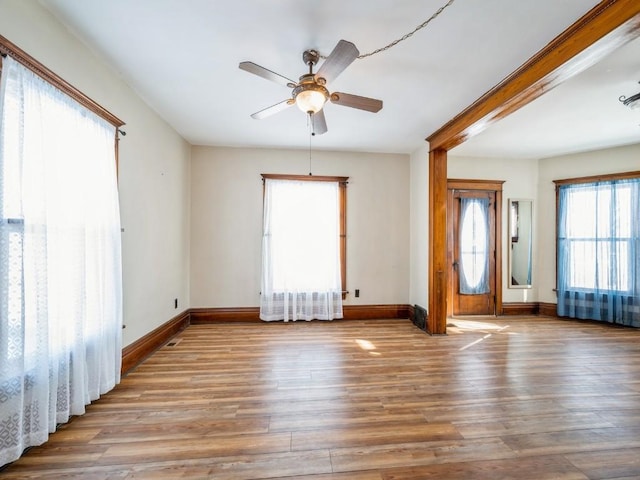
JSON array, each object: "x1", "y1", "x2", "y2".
[{"x1": 427, "y1": 148, "x2": 448, "y2": 334}]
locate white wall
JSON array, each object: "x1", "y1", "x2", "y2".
[
  {"x1": 448, "y1": 155, "x2": 539, "y2": 303},
  {"x1": 1, "y1": 0, "x2": 192, "y2": 346},
  {"x1": 409, "y1": 144, "x2": 429, "y2": 309},
  {"x1": 190, "y1": 146, "x2": 410, "y2": 308},
  {"x1": 537, "y1": 143, "x2": 640, "y2": 304}
]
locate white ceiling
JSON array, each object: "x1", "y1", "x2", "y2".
[
  {"x1": 453, "y1": 34, "x2": 640, "y2": 159},
  {"x1": 38, "y1": 0, "x2": 639, "y2": 157}
]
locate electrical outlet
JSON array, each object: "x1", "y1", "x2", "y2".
[
  {"x1": 174, "y1": 298, "x2": 178, "y2": 309},
  {"x1": 355, "y1": 289, "x2": 360, "y2": 298}
]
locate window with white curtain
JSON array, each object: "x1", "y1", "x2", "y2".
[
  {"x1": 458, "y1": 197, "x2": 490, "y2": 295},
  {"x1": 260, "y1": 175, "x2": 347, "y2": 321},
  {"x1": 556, "y1": 175, "x2": 639, "y2": 327},
  {"x1": 0, "y1": 47, "x2": 124, "y2": 467}
]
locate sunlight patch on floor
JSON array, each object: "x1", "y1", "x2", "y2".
[
  {"x1": 445, "y1": 319, "x2": 516, "y2": 351},
  {"x1": 355, "y1": 339, "x2": 376, "y2": 351},
  {"x1": 355, "y1": 338, "x2": 382, "y2": 356},
  {"x1": 447, "y1": 318, "x2": 512, "y2": 333}
]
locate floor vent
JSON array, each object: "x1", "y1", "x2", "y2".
[
  {"x1": 412, "y1": 304, "x2": 427, "y2": 331},
  {"x1": 165, "y1": 338, "x2": 182, "y2": 347}
]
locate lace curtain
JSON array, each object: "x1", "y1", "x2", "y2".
[
  {"x1": 557, "y1": 179, "x2": 639, "y2": 327},
  {"x1": 0, "y1": 56, "x2": 123, "y2": 466},
  {"x1": 459, "y1": 197, "x2": 490, "y2": 295},
  {"x1": 260, "y1": 178, "x2": 343, "y2": 321}
]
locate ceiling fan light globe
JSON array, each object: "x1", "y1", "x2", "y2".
[{"x1": 296, "y1": 89, "x2": 327, "y2": 114}]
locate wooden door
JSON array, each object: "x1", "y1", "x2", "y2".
[{"x1": 450, "y1": 189, "x2": 497, "y2": 315}]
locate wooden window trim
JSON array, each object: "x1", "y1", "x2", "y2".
[
  {"x1": 261, "y1": 174, "x2": 349, "y2": 299},
  {"x1": 0, "y1": 35, "x2": 124, "y2": 128},
  {"x1": 553, "y1": 170, "x2": 640, "y2": 293},
  {"x1": 0, "y1": 35, "x2": 125, "y2": 176},
  {"x1": 553, "y1": 170, "x2": 640, "y2": 186}
]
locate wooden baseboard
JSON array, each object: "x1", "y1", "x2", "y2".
[
  {"x1": 502, "y1": 302, "x2": 539, "y2": 315},
  {"x1": 189, "y1": 304, "x2": 411, "y2": 323},
  {"x1": 343, "y1": 304, "x2": 410, "y2": 320},
  {"x1": 538, "y1": 302, "x2": 558, "y2": 317},
  {"x1": 190, "y1": 307, "x2": 261, "y2": 323},
  {"x1": 121, "y1": 310, "x2": 190, "y2": 375}
]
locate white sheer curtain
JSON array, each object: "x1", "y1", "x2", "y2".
[
  {"x1": 0, "y1": 56, "x2": 123, "y2": 466},
  {"x1": 459, "y1": 197, "x2": 490, "y2": 294},
  {"x1": 260, "y1": 178, "x2": 343, "y2": 321}
]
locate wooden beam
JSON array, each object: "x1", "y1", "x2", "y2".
[{"x1": 427, "y1": 0, "x2": 640, "y2": 151}]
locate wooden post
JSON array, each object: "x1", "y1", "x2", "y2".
[{"x1": 428, "y1": 148, "x2": 448, "y2": 334}]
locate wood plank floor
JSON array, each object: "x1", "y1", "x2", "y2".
[{"x1": 2, "y1": 317, "x2": 640, "y2": 479}]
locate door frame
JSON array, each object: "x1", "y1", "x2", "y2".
[{"x1": 447, "y1": 179, "x2": 504, "y2": 317}]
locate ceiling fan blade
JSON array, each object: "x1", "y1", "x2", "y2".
[
  {"x1": 239, "y1": 61, "x2": 297, "y2": 88},
  {"x1": 315, "y1": 40, "x2": 359, "y2": 84},
  {"x1": 250, "y1": 99, "x2": 294, "y2": 119},
  {"x1": 311, "y1": 110, "x2": 328, "y2": 136},
  {"x1": 330, "y1": 92, "x2": 383, "y2": 113}
]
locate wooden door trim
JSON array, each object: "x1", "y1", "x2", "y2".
[
  {"x1": 447, "y1": 180, "x2": 503, "y2": 317},
  {"x1": 448, "y1": 179, "x2": 505, "y2": 191}
]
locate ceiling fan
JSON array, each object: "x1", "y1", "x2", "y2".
[{"x1": 239, "y1": 40, "x2": 383, "y2": 136}]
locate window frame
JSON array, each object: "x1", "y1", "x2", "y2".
[
  {"x1": 554, "y1": 170, "x2": 640, "y2": 293},
  {"x1": 261, "y1": 173, "x2": 348, "y2": 299}
]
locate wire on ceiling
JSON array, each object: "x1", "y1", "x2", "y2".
[{"x1": 320, "y1": 0, "x2": 456, "y2": 60}]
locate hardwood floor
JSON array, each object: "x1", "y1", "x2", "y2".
[{"x1": 2, "y1": 317, "x2": 640, "y2": 479}]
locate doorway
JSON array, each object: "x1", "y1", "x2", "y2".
[{"x1": 447, "y1": 179, "x2": 503, "y2": 316}]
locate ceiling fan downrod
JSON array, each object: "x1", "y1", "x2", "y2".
[{"x1": 302, "y1": 49, "x2": 320, "y2": 74}]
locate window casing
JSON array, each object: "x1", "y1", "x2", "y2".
[
  {"x1": 261, "y1": 173, "x2": 348, "y2": 298},
  {"x1": 554, "y1": 171, "x2": 640, "y2": 326},
  {"x1": 0, "y1": 35, "x2": 124, "y2": 129}
]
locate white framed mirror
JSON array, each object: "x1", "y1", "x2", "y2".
[{"x1": 509, "y1": 199, "x2": 533, "y2": 288}]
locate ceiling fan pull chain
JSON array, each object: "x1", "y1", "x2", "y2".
[
  {"x1": 320, "y1": 0, "x2": 455, "y2": 60},
  {"x1": 308, "y1": 113, "x2": 313, "y2": 175}
]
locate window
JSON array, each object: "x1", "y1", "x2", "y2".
[
  {"x1": 1, "y1": 37, "x2": 124, "y2": 466},
  {"x1": 260, "y1": 174, "x2": 347, "y2": 321},
  {"x1": 555, "y1": 173, "x2": 639, "y2": 326}
]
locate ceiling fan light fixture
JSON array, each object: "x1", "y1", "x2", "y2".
[
  {"x1": 293, "y1": 73, "x2": 329, "y2": 114},
  {"x1": 296, "y1": 89, "x2": 327, "y2": 114}
]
